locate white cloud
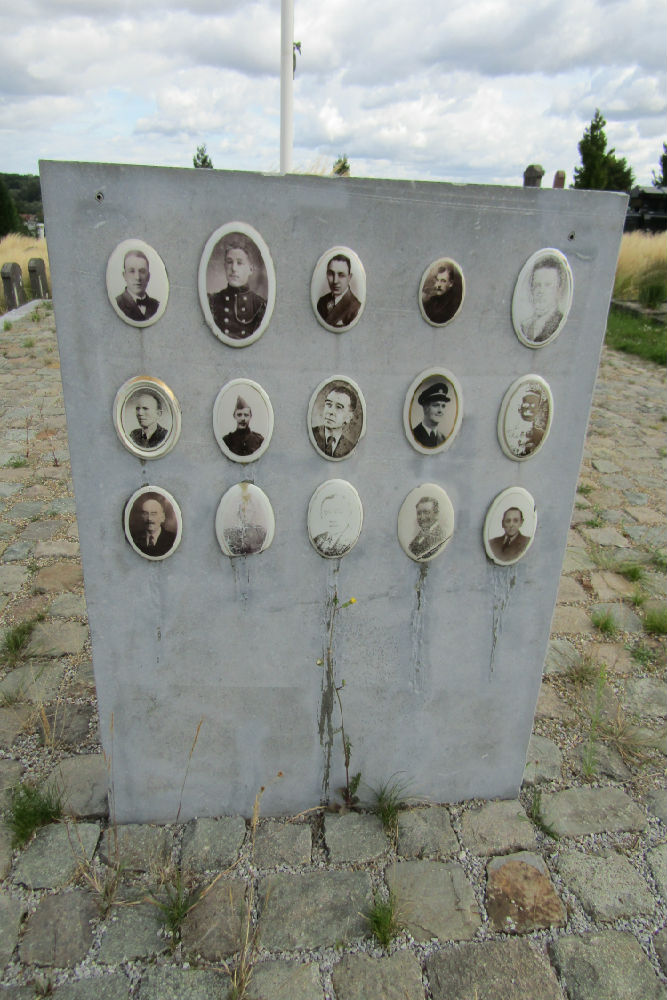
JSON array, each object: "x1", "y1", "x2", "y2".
[{"x1": 0, "y1": 0, "x2": 664, "y2": 185}]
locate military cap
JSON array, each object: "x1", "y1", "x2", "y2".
[{"x1": 418, "y1": 382, "x2": 450, "y2": 406}]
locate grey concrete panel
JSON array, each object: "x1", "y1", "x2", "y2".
[{"x1": 39, "y1": 161, "x2": 627, "y2": 821}]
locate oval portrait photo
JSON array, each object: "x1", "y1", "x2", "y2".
[
  {"x1": 484, "y1": 486, "x2": 537, "y2": 566},
  {"x1": 213, "y1": 379, "x2": 273, "y2": 464},
  {"x1": 418, "y1": 257, "x2": 465, "y2": 327},
  {"x1": 307, "y1": 479, "x2": 363, "y2": 559},
  {"x1": 311, "y1": 246, "x2": 366, "y2": 332},
  {"x1": 106, "y1": 239, "x2": 169, "y2": 329},
  {"x1": 198, "y1": 222, "x2": 276, "y2": 347},
  {"x1": 215, "y1": 482, "x2": 275, "y2": 557},
  {"x1": 113, "y1": 376, "x2": 181, "y2": 460},
  {"x1": 511, "y1": 248, "x2": 573, "y2": 349},
  {"x1": 308, "y1": 376, "x2": 366, "y2": 461},
  {"x1": 398, "y1": 484, "x2": 454, "y2": 563},
  {"x1": 123, "y1": 485, "x2": 182, "y2": 561},
  {"x1": 403, "y1": 368, "x2": 463, "y2": 455},
  {"x1": 497, "y1": 375, "x2": 553, "y2": 462}
]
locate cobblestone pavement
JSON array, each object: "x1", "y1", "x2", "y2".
[{"x1": 0, "y1": 301, "x2": 665, "y2": 999}]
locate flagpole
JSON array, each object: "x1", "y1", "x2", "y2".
[{"x1": 280, "y1": 0, "x2": 294, "y2": 174}]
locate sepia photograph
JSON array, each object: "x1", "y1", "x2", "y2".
[
  {"x1": 512, "y1": 248, "x2": 573, "y2": 349},
  {"x1": 418, "y1": 257, "x2": 465, "y2": 327},
  {"x1": 124, "y1": 485, "x2": 182, "y2": 560},
  {"x1": 397, "y1": 484, "x2": 455, "y2": 563},
  {"x1": 215, "y1": 482, "x2": 275, "y2": 557},
  {"x1": 311, "y1": 246, "x2": 366, "y2": 332},
  {"x1": 106, "y1": 239, "x2": 169, "y2": 328},
  {"x1": 307, "y1": 479, "x2": 363, "y2": 559},
  {"x1": 484, "y1": 486, "x2": 537, "y2": 566},
  {"x1": 403, "y1": 368, "x2": 463, "y2": 454},
  {"x1": 497, "y1": 375, "x2": 553, "y2": 461},
  {"x1": 308, "y1": 376, "x2": 366, "y2": 461},
  {"x1": 198, "y1": 222, "x2": 276, "y2": 347},
  {"x1": 113, "y1": 376, "x2": 181, "y2": 460},
  {"x1": 213, "y1": 379, "x2": 273, "y2": 464}
]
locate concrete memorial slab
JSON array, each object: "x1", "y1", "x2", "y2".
[{"x1": 40, "y1": 161, "x2": 627, "y2": 820}]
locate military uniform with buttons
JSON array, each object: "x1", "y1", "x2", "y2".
[{"x1": 209, "y1": 286, "x2": 266, "y2": 340}]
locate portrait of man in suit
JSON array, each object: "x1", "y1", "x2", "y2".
[
  {"x1": 128, "y1": 492, "x2": 178, "y2": 558},
  {"x1": 412, "y1": 381, "x2": 451, "y2": 448},
  {"x1": 316, "y1": 253, "x2": 361, "y2": 329},
  {"x1": 223, "y1": 395, "x2": 264, "y2": 458},
  {"x1": 116, "y1": 250, "x2": 160, "y2": 322},
  {"x1": 489, "y1": 506, "x2": 531, "y2": 562},
  {"x1": 208, "y1": 235, "x2": 267, "y2": 341},
  {"x1": 128, "y1": 390, "x2": 168, "y2": 450},
  {"x1": 408, "y1": 496, "x2": 449, "y2": 560},
  {"x1": 312, "y1": 490, "x2": 359, "y2": 557},
  {"x1": 520, "y1": 256, "x2": 566, "y2": 344},
  {"x1": 420, "y1": 259, "x2": 464, "y2": 326},
  {"x1": 312, "y1": 383, "x2": 359, "y2": 458}
]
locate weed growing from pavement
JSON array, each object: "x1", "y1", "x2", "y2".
[
  {"x1": 566, "y1": 652, "x2": 598, "y2": 686},
  {"x1": 151, "y1": 867, "x2": 202, "y2": 949},
  {"x1": 617, "y1": 562, "x2": 644, "y2": 583},
  {"x1": 4, "y1": 455, "x2": 28, "y2": 468},
  {"x1": 581, "y1": 665, "x2": 606, "y2": 779},
  {"x1": 0, "y1": 617, "x2": 38, "y2": 667},
  {"x1": 644, "y1": 605, "x2": 667, "y2": 636},
  {"x1": 3, "y1": 320, "x2": 12, "y2": 331},
  {"x1": 629, "y1": 588, "x2": 646, "y2": 607},
  {"x1": 577, "y1": 483, "x2": 594, "y2": 496},
  {"x1": 223, "y1": 775, "x2": 282, "y2": 1000},
  {"x1": 6, "y1": 780, "x2": 63, "y2": 847},
  {"x1": 600, "y1": 704, "x2": 658, "y2": 766},
  {"x1": 650, "y1": 550, "x2": 667, "y2": 573},
  {"x1": 366, "y1": 891, "x2": 402, "y2": 948},
  {"x1": 372, "y1": 774, "x2": 412, "y2": 838},
  {"x1": 585, "y1": 505, "x2": 605, "y2": 528},
  {"x1": 628, "y1": 640, "x2": 657, "y2": 668},
  {"x1": 591, "y1": 608, "x2": 618, "y2": 636},
  {"x1": 526, "y1": 789, "x2": 559, "y2": 839}
]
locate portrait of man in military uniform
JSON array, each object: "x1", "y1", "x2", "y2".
[
  {"x1": 404, "y1": 368, "x2": 463, "y2": 456},
  {"x1": 208, "y1": 235, "x2": 266, "y2": 340},
  {"x1": 213, "y1": 379, "x2": 273, "y2": 463},
  {"x1": 200, "y1": 223, "x2": 275, "y2": 347},
  {"x1": 215, "y1": 483, "x2": 275, "y2": 557}
]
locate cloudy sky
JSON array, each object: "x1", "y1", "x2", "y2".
[{"x1": 2, "y1": 0, "x2": 665, "y2": 187}]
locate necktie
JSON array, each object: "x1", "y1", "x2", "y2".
[{"x1": 326, "y1": 435, "x2": 335, "y2": 455}]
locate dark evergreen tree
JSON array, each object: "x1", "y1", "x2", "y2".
[
  {"x1": 652, "y1": 142, "x2": 667, "y2": 188},
  {"x1": 193, "y1": 144, "x2": 213, "y2": 169},
  {"x1": 0, "y1": 176, "x2": 22, "y2": 238},
  {"x1": 572, "y1": 109, "x2": 634, "y2": 193}
]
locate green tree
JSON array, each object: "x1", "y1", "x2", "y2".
[
  {"x1": 572, "y1": 109, "x2": 634, "y2": 193},
  {"x1": 193, "y1": 144, "x2": 213, "y2": 169},
  {"x1": 0, "y1": 176, "x2": 22, "y2": 238},
  {"x1": 652, "y1": 142, "x2": 667, "y2": 188}
]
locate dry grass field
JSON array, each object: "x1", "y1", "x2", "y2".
[
  {"x1": 0, "y1": 234, "x2": 50, "y2": 313},
  {"x1": 613, "y1": 230, "x2": 667, "y2": 303}
]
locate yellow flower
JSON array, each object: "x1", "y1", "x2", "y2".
[{"x1": 349, "y1": 597, "x2": 357, "y2": 604}]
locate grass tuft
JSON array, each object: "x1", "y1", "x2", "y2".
[
  {"x1": 617, "y1": 562, "x2": 644, "y2": 583},
  {"x1": 366, "y1": 892, "x2": 401, "y2": 948},
  {"x1": 372, "y1": 774, "x2": 411, "y2": 836},
  {"x1": 150, "y1": 867, "x2": 202, "y2": 948},
  {"x1": 4, "y1": 455, "x2": 28, "y2": 468},
  {"x1": 600, "y1": 705, "x2": 659, "y2": 765},
  {"x1": 566, "y1": 653, "x2": 598, "y2": 686},
  {"x1": 591, "y1": 608, "x2": 617, "y2": 636},
  {"x1": 577, "y1": 483, "x2": 594, "y2": 497},
  {"x1": 1, "y1": 618, "x2": 37, "y2": 667},
  {"x1": 6, "y1": 781, "x2": 63, "y2": 847},
  {"x1": 526, "y1": 789, "x2": 559, "y2": 839},
  {"x1": 644, "y1": 605, "x2": 667, "y2": 636}
]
